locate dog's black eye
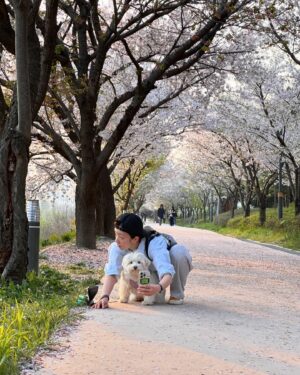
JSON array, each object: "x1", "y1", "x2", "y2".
[
  {"x1": 129, "y1": 261, "x2": 133, "y2": 264},
  {"x1": 137, "y1": 261, "x2": 141, "y2": 264}
]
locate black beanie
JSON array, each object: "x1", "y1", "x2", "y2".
[{"x1": 115, "y1": 213, "x2": 144, "y2": 238}]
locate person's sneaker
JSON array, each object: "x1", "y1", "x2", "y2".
[{"x1": 168, "y1": 296, "x2": 184, "y2": 305}]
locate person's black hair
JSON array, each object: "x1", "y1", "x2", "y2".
[{"x1": 114, "y1": 213, "x2": 144, "y2": 239}]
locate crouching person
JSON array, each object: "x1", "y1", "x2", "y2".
[{"x1": 92, "y1": 213, "x2": 193, "y2": 309}]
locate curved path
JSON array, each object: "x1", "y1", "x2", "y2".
[{"x1": 34, "y1": 225, "x2": 300, "y2": 375}]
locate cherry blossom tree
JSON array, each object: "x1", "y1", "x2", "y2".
[
  {"x1": 225, "y1": 53, "x2": 300, "y2": 212},
  {"x1": 136, "y1": 2, "x2": 300, "y2": 225},
  {"x1": 28, "y1": 0, "x2": 254, "y2": 248},
  {"x1": 0, "y1": 1, "x2": 58, "y2": 282},
  {"x1": 196, "y1": 49, "x2": 300, "y2": 223},
  {"x1": 113, "y1": 157, "x2": 163, "y2": 213},
  {"x1": 253, "y1": 0, "x2": 300, "y2": 213}
]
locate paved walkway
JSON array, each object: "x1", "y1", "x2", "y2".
[{"x1": 31, "y1": 225, "x2": 300, "y2": 375}]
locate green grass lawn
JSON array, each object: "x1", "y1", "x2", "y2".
[
  {"x1": 0, "y1": 266, "x2": 97, "y2": 375},
  {"x1": 178, "y1": 205, "x2": 300, "y2": 251},
  {"x1": 0, "y1": 209, "x2": 101, "y2": 375}
]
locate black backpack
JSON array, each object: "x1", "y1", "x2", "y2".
[{"x1": 143, "y1": 226, "x2": 177, "y2": 260}]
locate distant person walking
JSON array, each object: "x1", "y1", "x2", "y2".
[
  {"x1": 157, "y1": 204, "x2": 165, "y2": 225},
  {"x1": 169, "y1": 212, "x2": 175, "y2": 226},
  {"x1": 171, "y1": 206, "x2": 177, "y2": 225}
]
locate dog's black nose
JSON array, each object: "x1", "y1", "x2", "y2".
[{"x1": 133, "y1": 266, "x2": 137, "y2": 270}]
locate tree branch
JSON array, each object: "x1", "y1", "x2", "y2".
[{"x1": 0, "y1": 0, "x2": 15, "y2": 54}]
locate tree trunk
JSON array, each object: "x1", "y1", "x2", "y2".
[
  {"x1": 0, "y1": 115, "x2": 17, "y2": 274},
  {"x1": 231, "y1": 205, "x2": 235, "y2": 219},
  {"x1": 75, "y1": 103, "x2": 98, "y2": 248},
  {"x1": 0, "y1": 3, "x2": 31, "y2": 282},
  {"x1": 230, "y1": 195, "x2": 237, "y2": 218},
  {"x1": 244, "y1": 204, "x2": 251, "y2": 217},
  {"x1": 0, "y1": 128, "x2": 30, "y2": 281},
  {"x1": 285, "y1": 163, "x2": 295, "y2": 200},
  {"x1": 95, "y1": 166, "x2": 115, "y2": 238},
  {"x1": 133, "y1": 194, "x2": 145, "y2": 214},
  {"x1": 122, "y1": 197, "x2": 130, "y2": 212},
  {"x1": 75, "y1": 172, "x2": 97, "y2": 248},
  {"x1": 295, "y1": 167, "x2": 300, "y2": 216},
  {"x1": 0, "y1": 2, "x2": 57, "y2": 281},
  {"x1": 258, "y1": 194, "x2": 267, "y2": 226}
]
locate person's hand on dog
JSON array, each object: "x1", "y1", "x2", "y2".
[{"x1": 137, "y1": 283, "x2": 160, "y2": 296}]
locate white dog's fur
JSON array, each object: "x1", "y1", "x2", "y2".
[{"x1": 119, "y1": 252, "x2": 155, "y2": 305}]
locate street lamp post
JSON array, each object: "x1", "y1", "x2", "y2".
[{"x1": 26, "y1": 200, "x2": 40, "y2": 273}]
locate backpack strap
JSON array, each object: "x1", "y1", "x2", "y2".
[
  {"x1": 143, "y1": 226, "x2": 176, "y2": 260},
  {"x1": 144, "y1": 228, "x2": 160, "y2": 260}
]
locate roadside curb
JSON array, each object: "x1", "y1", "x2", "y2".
[{"x1": 239, "y1": 238, "x2": 300, "y2": 256}]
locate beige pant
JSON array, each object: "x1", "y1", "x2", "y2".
[{"x1": 151, "y1": 244, "x2": 193, "y2": 301}]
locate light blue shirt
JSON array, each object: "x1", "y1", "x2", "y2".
[{"x1": 104, "y1": 235, "x2": 175, "y2": 279}]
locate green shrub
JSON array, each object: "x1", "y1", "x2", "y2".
[
  {"x1": 40, "y1": 230, "x2": 76, "y2": 248},
  {"x1": 40, "y1": 205, "x2": 75, "y2": 242},
  {"x1": 61, "y1": 230, "x2": 76, "y2": 242},
  {"x1": 41, "y1": 239, "x2": 50, "y2": 247},
  {"x1": 0, "y1": 266, "x2": 84, "y2": 375},
  {"x1": 214, "y1": 211, "x2": 232, "y2": 227},
  {"x1": 48, "y1": 234, "x2": 61, "y2": 244},
  {"x1": 67, "y1": 263, "x2": 94, "y2": 275}
]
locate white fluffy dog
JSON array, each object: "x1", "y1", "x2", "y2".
[{"x1": 119, "y1": 252, "x2": 155, "y2": 305}]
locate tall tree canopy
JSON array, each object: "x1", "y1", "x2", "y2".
[{"x1": 26, "y1": 0, "x2": 254, "y2": 248}]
